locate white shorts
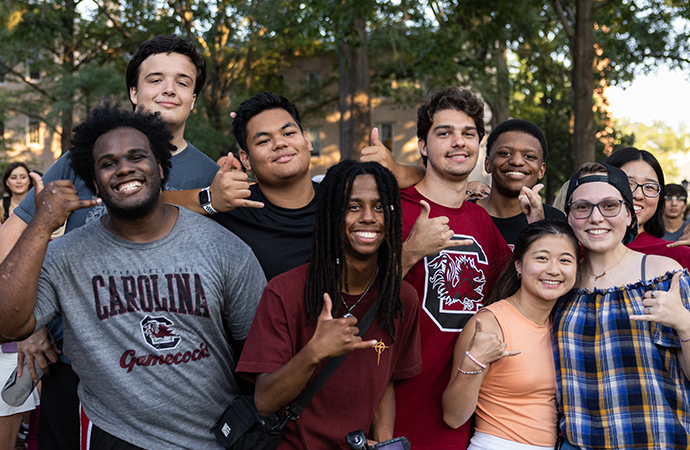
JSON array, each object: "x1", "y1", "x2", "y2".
[
  {"x1": 0, "y1": 351, "x2": 40, "y2": 416},
  {"x1": 468, "y1": 431, "x2": 555, "y2": 450}
]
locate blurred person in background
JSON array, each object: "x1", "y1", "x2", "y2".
[
  {"x1": 663, "y1": 183, "x2": 689, "y2": 242},
  {"x1": 465, "y1": 180, "x2": 491, "y2": 200},
  {"x1": 2, "y1": 162, "x2": 34, "y2": 223}
]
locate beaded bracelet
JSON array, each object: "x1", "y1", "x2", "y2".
[
  {"x1": 677, "y1": 333, "x2": 690, "y2": 343},
  {"x1": 458, "y1": 367, "x2": 484, "y2": 375},
  {"x1": 465, "y1": 351, "x2": 487, "y2": 370}
]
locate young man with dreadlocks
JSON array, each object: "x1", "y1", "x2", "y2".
[{"x1": 236, "y1": 160, "x2": 422, "y2": 449}]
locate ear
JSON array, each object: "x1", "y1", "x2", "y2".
[
  {"x1": 537, "y1": 162, "x2": 546, "y2": 179},
  {"x1": 190, "y1": 93, "x2": 196, "y2": 111},
  {"x1": 93, "y1": 180, "x2": 100, "y2": 196},
  {"x1": 129, "y1": 87, "x2": 138, "y2": 109},
  {"x1": 625, "y1": 204, "x2": 632, "y2": 227},
  {"x1": 484, "y1": 155, "x2": 492, "y2": 174},
  {"x1": 418, "y1": 138, "x2": 427, "y2": 158},
  {"x1": 303, "y1": 131, "x2": 313, "y2": 152},
  {"x1": 159, "y1": 162, "x2": 164, "y2": 181},
  {"x1": 239, "y1": 150, "x2": 251, "y2": 171},
  {"x1": 515, "y1": 260, "x2": 522, "y2": 277}
]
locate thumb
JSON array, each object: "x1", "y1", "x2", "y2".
[
  {"x1": 30, "y1": 172, "x2": 44, "y2": 194},
  {"x1": 531, "y1": 183, "x2": 544, "y2": 195},
  {"x1": 670, "y1": 271, "x2": 682, "y2": 293},
  {"x1": 320, "y1": 293, "x2": 333, "y2": 320},
  {"x1": 371, "y1": 127, "x2": 382, "y2": 147},
  {"x1": 220, "y1": 152, "x2": 235, "y2": 173},
  {"x1": 418, "y1": 200, "x2": 431, "y2": 220}
]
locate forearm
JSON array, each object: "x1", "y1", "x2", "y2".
[
  {"x1": 161, "y1": 189, "x2": 205, "y2": 215},
  {"x1": 370, "y1": 382, "x2": 395, "y2": 443},
  {"x1": 394, "y1": 165, "x2": 425, "y2": 190},
  {"x1": 401, "y1": 240, "x2": 422, "y2": 278},
  {"x1": 442, "y1": 359, "x2": 484, "y2": 429},
  {"x1": 0, "y1": 220, "x2": 50, "y2": 340},
  {"x1": 0, "y1": 214, "x2": 28, "y2": 262},
  {"x1": 254, "y1": 344, "x2": 321, "y2": 417}
]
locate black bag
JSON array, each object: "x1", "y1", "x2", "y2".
[
  {"x1": 213, "y1": 293, "x2": 382, "y2": 449},
  {"x1": 212, "y1": 394, "x2": 282, "y2": 450}
]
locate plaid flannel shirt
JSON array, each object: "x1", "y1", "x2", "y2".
[{"x1": 553, "y1": 271, "x2": 690, "y2": 449}]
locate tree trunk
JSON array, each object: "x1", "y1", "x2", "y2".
[
  {"x1": 572, "y1": 0, "x2": 596, "y2": 166},
  {"x1": 487, "y1": 41, "x2": 510, "y2": 130},
  {"x1": 60, "y1": 0, "x2": 75, "y2": 155},
  {"x1": 338, "y1": 16, "x2": 370, "y2": 160}
]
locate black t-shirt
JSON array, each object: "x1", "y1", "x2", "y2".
[
  {"x1": 490, "y1": 203, "x2": 566, "y2": 249},
  {"x1": 212, "y1": 182, "x2": 317, "y2": 280}
]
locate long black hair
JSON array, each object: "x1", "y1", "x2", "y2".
[
  {"x1": 485, "y1": 219, "x2": 579, "y2": 306},
  {"x1": 606, "y1": 147, "x2": 665, "y2": 238},
  {"x1": 305, "y1": 160, "x2": 403, "y2": 340}
]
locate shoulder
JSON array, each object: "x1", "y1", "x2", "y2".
[
  {"x1": 43, "y1": 152, "x2": 80, "y2": 182},
  {"x1": 543, "y1": 203, "x2": 566, "y2": 220},
  {"x1": 642, "y1": 253, "x2": 683, "y2": 277}
]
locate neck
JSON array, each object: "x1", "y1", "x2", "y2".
[
  {"x1": 259, "y1": 175, "x2": 314, "y2": 209},
  {"x1": 169, "y1": 125, "x2": 187, "y2": 156},
  {"x1": 480, "y1": 188, "x2": 523, "y2": 218},
  {"x1": 508, "y1": 289, "x2": 553, "y2": 325},
  {"x1": 415, "y1": 171, "x2": 468, "y2": 209},
  {"x1": 664, "y1": 215, "x2": 685, "y2": 233},
  {"x1": 583, "y1": 244, "x2": 628, "y2": 275},
  {"x1": 12, "y1": 192, "x2": 27, "y2": 205},
  {"x1": 342, "y1": 257, "x2": 378, "y2": 295},
  {"x1": 101, "y1": 202, "x2": 178, "y2": 242}
]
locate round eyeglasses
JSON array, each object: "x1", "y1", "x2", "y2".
[
  {"x1": 568, "y1": 199, "x2": 625, "y2": 219},
  {"x1": 628, "y1": 180, "x2": 661, "y2": 198}
]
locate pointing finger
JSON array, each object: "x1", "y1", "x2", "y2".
[{"x1": 531, "y1": 183, "x2": 544, "y2": 195}]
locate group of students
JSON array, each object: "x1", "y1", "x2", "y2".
[{"x1": 0, "y1": 32, "x2": 688, "y2": 450}]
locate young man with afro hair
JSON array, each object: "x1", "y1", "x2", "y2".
[{"x1": 0, "y1": 104, "x2": 265, "y2": 450}]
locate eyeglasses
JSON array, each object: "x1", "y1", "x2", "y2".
[
  {"x1": 568, "y1": 199, "x2": 625, "y2": 219},
  {"x1": 628, "y1": 180, "x2": 661, "y2": 198},
  {"x1": 665, "y1": 196, "x2": 687, "y2": 203}
]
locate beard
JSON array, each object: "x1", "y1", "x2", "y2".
[{"x1": 97, "y1": 176, "x2": 162, "y2": 221}]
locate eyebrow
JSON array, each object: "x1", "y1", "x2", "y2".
[
  {"x1": 144, "y1": 71, "x2": 194, "y2": 81},
  {"x1": 97, "y1": 148, "x2": 150, "y2": 163},
  {"x1": 432, "y1": 124, "x2": 477, "y2": 133}
]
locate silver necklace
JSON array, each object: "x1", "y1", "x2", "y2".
[{"x1": 340, "y1": 266, "x2": 379, "y2": 318}]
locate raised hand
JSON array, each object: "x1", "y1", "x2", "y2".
[
  {"x1": 518, "y1": 183, "x2": 545, "y2": 223},
  {"x1": 208, "y1": 152, "x2": 264, "y2": 212},
  {"x1": 466, "y1": 318, "x2": 521, "y2": 367},
  {"x1": 630, "y1": 272, "x2": 690, "y2": 337},
  {"x1": 307, "y1": 293, "x2": 377, "y2": 363},
  {"x1": 33, "y1": 180, "x2": 101, "y2": 232},
  {"x1": 360, "y1": 127, "x2": 395, "y2": 171}
]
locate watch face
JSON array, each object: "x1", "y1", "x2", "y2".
[{"x1": 199, "y1": 189, "x2": 211, "y2": 205}]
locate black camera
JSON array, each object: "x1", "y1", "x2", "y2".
[{"x1": 346, "y1": 430, "x2": 411, "y2": 450}]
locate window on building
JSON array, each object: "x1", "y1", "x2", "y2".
[
  {"x1": 28, "y1": 118, "x2": 40, "y2": 144},
  {"x1": 307, "y1": 127, "x2": 321, "y2": 157},
  {"x1": 0, "y1": 120, "x2": 4, "y2": 139},
  {"x1": 27, "y1": 57, "x2": 40, "y2": 82},
  {"x1": 378, "y1": 123, "x2": 394, "y2": 152},
  {"x1": 0, "y1": 67, "x2": 6, "y2": 85},
  {"x1": 306, "y1": 71, "x2": 321, "y2": 103}
]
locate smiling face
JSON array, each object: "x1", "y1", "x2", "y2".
[
  {"x1": 93, "y1": 127, "x2": 163, "y2": 220},
  {"x1": 516, "y1": 234, "x2": 578, "y2": 302},
  {"x1": 6, "y1": 166, "x2": 30, "y2": 197},
  {"x1": 419, "y1": 109, "x2": 480, "y2": 181},
  {"x1": 239, "y1": 108, "x2": 312, "y2": 186},
  {"x1": 129, "y1": 52, "x2": 197, "y2": 133},
  {"x1": 485, "y1": 131, "x2": 545, "y2": 197},
  {"x1": 620, "y1": 159, "x2": 660, "y2": 231},
  {"x1": 342, "y1": 174, "x2": 385, "y2": 264},
  {"x1": 567, "y1": 180, "x2": 632, "y2": 253}
]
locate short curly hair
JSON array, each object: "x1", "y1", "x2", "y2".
[
  {"x1": 69, "y1": 104, "x2": 174, "y2": 195},
  {"x1": 486, "y1": 119, "x2": 548, "y2": 161}
]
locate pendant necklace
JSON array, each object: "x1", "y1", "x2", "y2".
[
  {"x1": 340, "y1": 266, "x2": 379, "y2": 318},
  {"x1": 585, "y1": 248, "x2": 628, "y2": 281}
]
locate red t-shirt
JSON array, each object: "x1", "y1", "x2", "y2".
[
  {"x1": 236, "y1": 264, "x2": 422, "y2": 450},
  {"x1": 394, "y1": 186, "x2": 511, "y2": 450},
  {"x1": 627, "y1": 231, "x2": 690, "y2": 270}
]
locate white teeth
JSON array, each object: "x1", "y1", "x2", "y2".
[
  {"x1": 634, "y1": 206, "x2": 642, "y2": 211},
  {"x1": 587, "y1": 229, "x2": 608, "y2": 235},
  {"x1": 356, "y1": 231, "x2": 377, "y2": 239},
  {"x1": 505, "y1": 171, "x2": 525, "y2": 176},
  {"x1": 117, "y1": 181, "x2": 142, "y2": 192},
  {"x1": 542, "y1": 280, "x2": 560, "y2": 286}
]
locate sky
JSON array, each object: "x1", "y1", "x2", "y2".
[{"x1": 606, "y1": 66, "x2": 690, "y2": 130}]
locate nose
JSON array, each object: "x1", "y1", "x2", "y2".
[
  {"x1": 630, "y1": 184, "x2": 644, "y2": 200},
  {"x1": 162, "y1": 79, "x2": 176, "y2": 95},
  {"x1": 508, "y1": 152, "x2": 524, "y2": 166},
  {"x1": 588, "y1": 204, "x2": 605, "y2": 223},
  {"x1": 115, "y1": 159, "x2": 136, "y2": 176},
  {"x1": 360, "y1": 205, "x2": 376, "y2": 223}
]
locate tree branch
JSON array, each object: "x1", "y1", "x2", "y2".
[
  {"x1": 550, "y1": 0, "x2": 574, "y2": 47},
  {"x1": 0, "y1": 61, "x2": 59, "y2": 103}
]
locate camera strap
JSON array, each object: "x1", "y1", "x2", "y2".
[{"x1": 278, "y1": 291, "x2": 382, "y2": 428}]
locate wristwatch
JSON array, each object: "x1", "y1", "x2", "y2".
[{"x1": 198, "y1": 187, "x2": 218, "y2": 214}]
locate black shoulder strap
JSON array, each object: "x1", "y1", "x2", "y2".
[
  {"x1": 641, "y1": 253, "x2": 648, "y2": 281},
  {"x1": 280, "y1": 292, "x2": 382, "y2": 425}
]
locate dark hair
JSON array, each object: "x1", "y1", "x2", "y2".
[
  {"x1": 485, "y1": 219, "x2": 579, "y2": 306},
  {"x1": 665, "y1": 183, "x2": 687, "y2": 202},
  {"x1": 305, "y1": 160, "x2": 403, "y2": 340},
  {"x1": 232, "y1": 92, "x2": 303, "y2": 153},
  {"x1": 605, "y1": 147, "x2": 665, "y2": 238},
  {"x1": 486, "y1": 119, "x2": 548, "y2": 160},
  {"x1": 416, "y1": 87, "x2": 485, "y2": 166},
  {"x1": 3, "y1": 162, "x2": 33, "y2": 197},
  {"x1": 69, "y1": 104, "x2": 174, "y2": 194},
  {"x1": 126, "y1": 35, "x2": 207, "y2": 110}
]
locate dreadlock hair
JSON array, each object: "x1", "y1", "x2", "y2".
[
  {"x1": 69, "y1": 104, "x2": 174, "y2": 195},
  {"x1": 484, "y1": 219, "x2": 579, "y2": 306},
  {"x1": 305, "y1": 159, "x2": 403, "y2": 341}
]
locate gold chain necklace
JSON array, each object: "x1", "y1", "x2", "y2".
[{"x1": 585, "y1": 248, "x2": 628, "y2": 281}]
